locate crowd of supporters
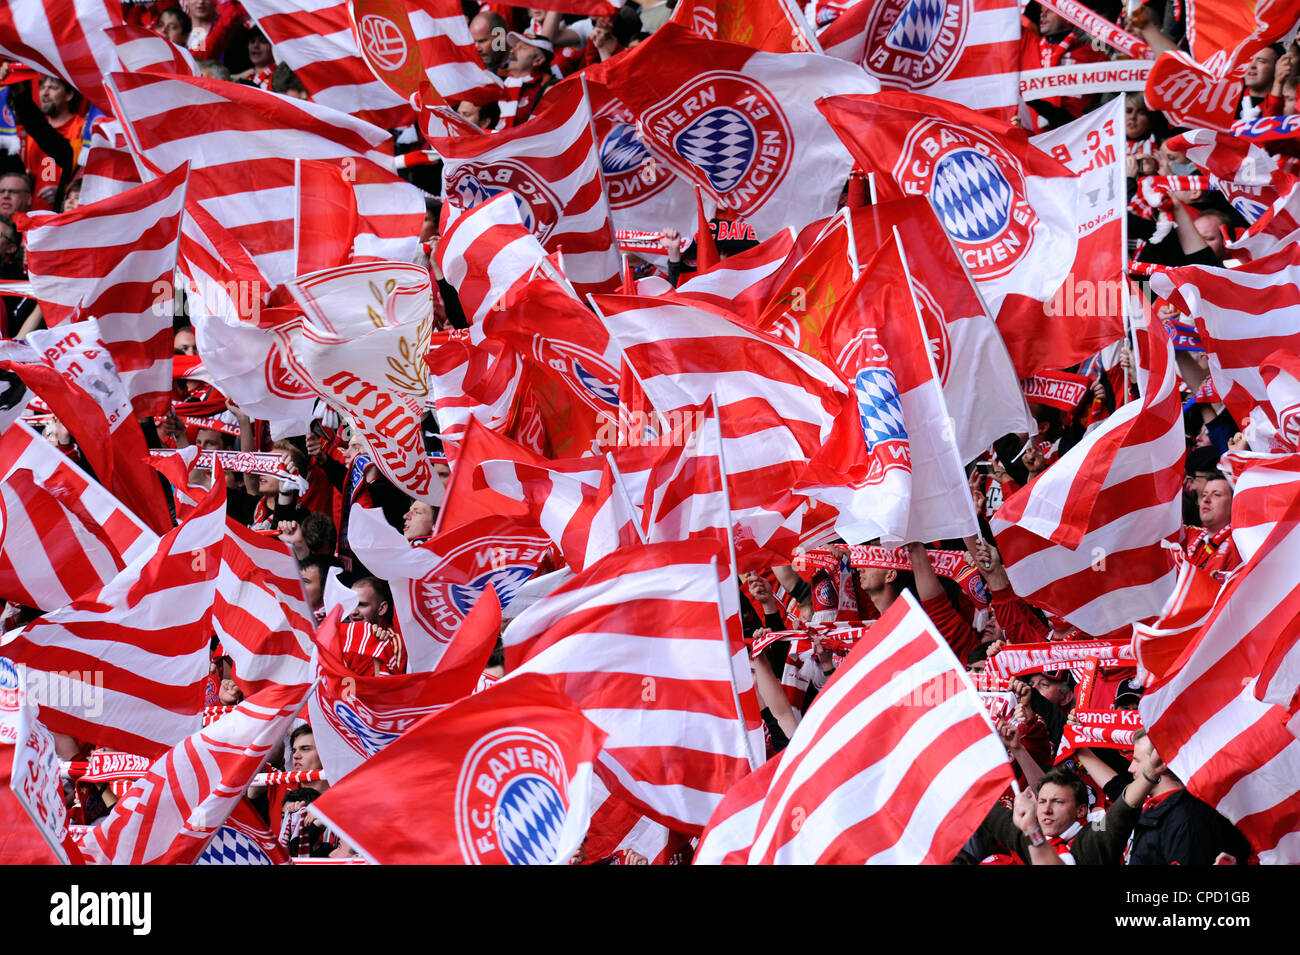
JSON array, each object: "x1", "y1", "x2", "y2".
[{"x1": 0, "y1": 0, "x2": 1295, "y2": 864}]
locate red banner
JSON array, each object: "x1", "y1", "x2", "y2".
[{"x1": 1022, "y1": 370, "x2": 1093, "y2": 411}]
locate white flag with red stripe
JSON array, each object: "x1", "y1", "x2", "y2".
[
  {"x1": 991, "y1": 319, "x2": 1184, "y2": 637},
  {"x1": 0, "y1": 0, "x2": 124, "y2": 111},
  {"x1": 1151, "y1": 243, "x2": 1300, "y2": 424},
  {"x1": 106, "y1": 70, "x2": 424, "y2": 285},
  {"x1": 17, "y1": 164, "x2": 188, "y2": 417},
  {"x1": 0, "y1": 420, "x2": 158, "y2": 612},
  {"x1": 435, "y1": 191, "x2": 548, "y2": 325},
  {"x1": 240, "y1": 0, "x2": 414, "y2": 129},
  {"x1": 1140, "y1": 457, "x2": 1300, "y2": 863},
  {"x1": 430, "y1": 79, "x2": 620, "y2": 297},
  {"x1": 0, "y1": 477, "x2": 228, "y2": 758},
  {"x1": 215, "y1": 520, "x2": 316, "y2": 696},
  {"x1": 503, "y1": 540, "x2": 763, "y2": 833},
  {"x1": 103, "y1": 23, "x2": 200, "y2": 75},
  {"x1": 592, "y1": 292, "x2": 849, "y2": 568},
  {"x1": 349, "y1": 0, "x2": 504, "y2": 108},
  {"x1": 696, "y1": 589, "x2": 1013, "y2": 863},
  {"x1": 819, "y1": 0, "x2": 1021, "y2": 121},
  {"x1": 83, "y1": 681, "x2": 312, "y2": 865},
  {"x1": 671, "y1": 227, "x2": 797, "y2": 318},
  {"x1": 595, "y1": 22, "x2": 878, "y2": 239}
]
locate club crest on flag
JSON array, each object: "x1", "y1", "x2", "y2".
[
  {"x1": 410, "y1": 536, "x2": 551, "y2": 643},
  {"x1": 455, "y1": 727, "x2": 573, "y2": 864},
  {"x1": 867, "y1": 0, "x2": 968, "y2": 85},
  {"x1": 572, "y1": 359, "x2": 620, "y2": 409},
  {"x1": 894, "y1": 122, "x2": 1035, "y2": 280},
  {"x1": 444, "y1": 163, "x2": 562, "y2": 242},
  {"x1": 357, "y1": 14, "x2": 407, "y2": 71},
  {"x1": 909, "y1": 280, "x2": 952, "y2": 386},
  {"x1": 265, "y1": 335, "x2": 314, "y2": 400},
  {"x1": 196, "y1": 826, "x2": 277, "y2": 865},
  {"x1": 843, "y1": 329, "x2": 912, "y2": 484},
  {"x1": 593, "y1": 98, "x2": 673, "y2": 209},
  {"x1": 317, "y1": 686, "x2": 419, "y2": 758},
  {"x1": 643, "y1": 73, "x2": 792, "y2": 214}
]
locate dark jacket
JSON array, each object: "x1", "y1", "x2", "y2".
[
  {"x1": 1127, "y1": 789, "x2": 1252, "y2": 866},
  {"x1": 961, "y1": 795, "x2": 1141, "y2": 865}
]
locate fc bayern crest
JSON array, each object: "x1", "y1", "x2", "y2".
[
  {"x1": 455, "y1": 727, "x2": 572, "y2": 864},
  {"x1": 909, "y1": 280, "x2": 952, "y2": 386},
  {"x1": 410, "y1": 536, "x2": 551, "y2": 643},
  {"x1": 895, "y1": 121, "x2": 1036, "y2": 280},
  {"x1": 594, "y1": 99, "x2": 672, "y2": 210},
  {"x1": 265, "y1": 333, "x2": 314, "y2": 400},
  {"x1": 641, "y1": 73, "x2": 792, "y2": 216},
  {"x1": 865, "y1": 0, "x2": 970, "y2": 88},
  {"x1": 197, "y1": 826, "x2": 277, "y2": 865},
  {"x1": 444, "y1": 162, "x2": 562, "y2": 243},
  {"x1": 854, "y1": 365, "x2": 911, "y2": 484}
]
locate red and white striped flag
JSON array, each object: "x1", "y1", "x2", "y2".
[
  {"x1": 214, "y1": 520, "x2": 316, "y2": 696},
  {"x1": 642, "y1": 396, "x2": 731, "y2": 556},
  {"x1": 0, "y1": 478, "x2": 228, "y2": 758},
  {"x1": 671, "y1": 227, "x2": 797, "y2": 318},
  {"x1": 475, "y1": 454, "x2": 643, "y2": 573},
  {"x1": 1151, "y1": 243, "x2": 1300, "y2": 424},
  {"x1": 103, "y1": 23, "x2": 199, "y2": 75},
  {"x1": 79, "y1": 119, "x2": 143, "y2": 205},
  {"x1": 106, "y1": 70, "x2": 425, "y2": 285},
  {"x1": 18, "y1": 164, "x2": 188, "y2": 417},
  {"x1": 0, "y1": 0, "x2": 124, "y2": 111},
  {"x1": 819, "y1": 0, "x2": 1021, "y2": 121},
  {"x1": 309, "y1": 672, "x2": 606, "y2": 864},
  {"x1": 595, "y1": 22, "x2": 878, "y2": 239},
  {"x1": 696, "y1": 590, "x2": 1013, "y2": 863},
  {"x1": 240, "y1": 0, "x2": 414, "y2": 129},
  {"x1": 434, "y1": 191, "x2": 547, "y2": 325},
  {"x1": 991, "y1": 319, "x2": 1184, "y2": 637},
  {"x1": 349, "y1": 0, "x2": 503, "y2": 108},
  {"x1": 1140, "y1": 460, "x2": 1300, "y2": 864},
  {"x1": 430, "y1": 79, "x2": 620, "y2": 297},
  {"x1": 503, "y1": 539, "x2": 763, "y2": 833},
  {"x1": 1167, "y1": 128, "x2": 1296, "y2": 226},
  {"x1": 83, "y1": 681, "x2": 312, "y2": 865},
  {"x1": 592, "y1": 292, "x2": 848, "y2": 569},
  {"x1": 0, "y1": 420, "x2": 158, "y2": 612}
]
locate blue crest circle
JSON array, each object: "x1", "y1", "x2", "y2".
[{"x1": 931, "y1": 148, "x2": 1013, "y2": 243}]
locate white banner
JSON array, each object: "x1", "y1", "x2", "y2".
[{"x1": 1019, "y1": 61, "x2": 1153, "y2": 101}]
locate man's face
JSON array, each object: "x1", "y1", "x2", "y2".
[
  {"x1": 1039, "y1": 11, "x2": 1068, "y2": 35},
  {"x1": 1245, "y1": 48, "x2": 1278, "y2": 92},
  {"x1": 506, "y1": 41, "x2": 544, "y2": 77},
  {"x1": 39, "y1": 78, "x2": 71, "y2": 117},
  {"x1": 248, "y1": 34, "x2": 274, "y2": 67},
  {"x1": 470, "y1": 15, "x2": 503, "y2": 69},
  {"x1": 1195, "y1": 216, "x2": 1225, "y2": 257},
  {"x1": 300, "y1": 566, "x2": 324, "y2": 610},
  {"x1": 174, "y1": 327, "x2": 196, "y2": 355},
  {"x1": 291, "y1": 733, "x2": 322, "y2": 772},
  {"x1": 403, "y1": 501, "x2": 434, "y2": 541},
  {"x1": 195, "y1": 428, "x2": 225, "y2": 451},
  {"x1": 1036, "y1": 783, "x2": 1084, "y2": 837},
  {"x1": 433, "y1": 461, "x2": 451, "y2": 486},
  {"x1": 1199, "y1": 478, "x2": 1233, "y2": 533},
  {"x1": 857, "y1": 566, "x2": 895, "y2": 591},
  {"x1": 158, "y1": 12, "x2": 187, "y2": 45},
  {"x1": 190, "y1": 0, "x2": 217, "y2": 20},
  {"x1": 0, "y1": 175, "x2": 32, "y2": 217},
  {"x1": 1028, "y1": 674, "x2": 1073, "y2": 710},
  {"x1": 348, "y1": 581, "x2": 387, "y2": 625}
]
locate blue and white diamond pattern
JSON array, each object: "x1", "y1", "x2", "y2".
[
  {"x1": 574, "y1": 360, "x2": 619, "y2": 407},
  {"x1": 449, "y1": 565, "x2": 538, "y2": 617},
  {"x1": 855, "y1": 367, "x2": 908, "y2": 451},
  {"x1": 601, "y1": 123, "x2": 649, "y2": 176},
  {"x1": 674, "y1": 107, "x2": 756, "y2": 193},
  {"x1": 931, "y1": 148, "x2": 1013, "y2": 243},
  {"x1": 886, "y1": 0, "x2": 947, "y2": 54},
  {"x1": 497, "y1": 775, "x2": 566, "y2": 865},
  {"x1": 197, "y1": 826, "x2": 274, "y2": 865}
]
